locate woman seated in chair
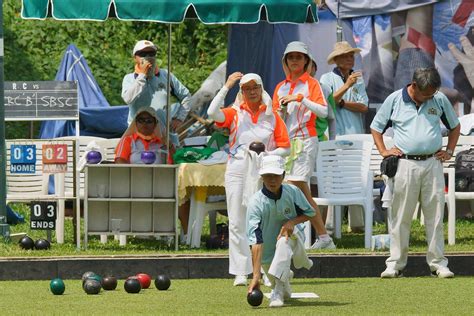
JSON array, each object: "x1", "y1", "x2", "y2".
[{"x1": 115, "y1": 106, "x2": 167, "y2": 164}]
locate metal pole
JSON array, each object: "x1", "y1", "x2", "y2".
[
  {"x1": 336, "y1": 0, "x2": 343, "y2": 42},
  {"x1": 0, "y1": 2, "x2": 10, "y2": 241},
  {"x1": 166, "y1": 24, "x2": 171, "y2": 163}
]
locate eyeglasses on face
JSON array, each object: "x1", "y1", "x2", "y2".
[
  {"x1": 136, "y1": 118, "x2": 156, "y2": 124},
  {"x1": 136, "y1": 51, "x2": 156, "y2": 58},
  {"x1": 242, "y1": 85, "x2": 261, "y2": 93}
]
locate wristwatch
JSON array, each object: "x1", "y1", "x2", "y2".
[
  {"x1": 339, "y1": 99, "x2": 345, "y2": 108},
  {"x1": 446, "y1": 149, "x2": 454, "y2": 156}
]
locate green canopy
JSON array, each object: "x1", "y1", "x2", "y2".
[{"x1": 22, "y1": 0, "x2": 318, "y2": 24}]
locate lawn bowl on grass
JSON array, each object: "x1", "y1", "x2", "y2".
[
  {"x1": 101, "y1": 276, "x2": 118, "y2": 291},
  {"x1": 124, "y1": 277, "x2": 141, "y2": 294},
  {"x1": 155, "y1": 275, "x2": 171, "y2": 291},
  {"x1": 83, "y1": 279, "x2": 101, "y2": 295},
  {"x1": 50, "y1": 278, "x2": 65, "y2": 295}
]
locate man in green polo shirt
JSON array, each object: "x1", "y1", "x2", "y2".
[{"x1": 371, "y1": 67, "x2": 460, "y2": 279}]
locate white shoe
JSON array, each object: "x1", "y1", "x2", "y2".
[
  {"x1": 432, "y1": 267, "x2": 454, "y2": 278},
  {"x1": 262, "y1": 272, "x2": 272, "y2": 287},
  {"x1": 311, "y1": 238, "x2": 336, "y2": 250},
  {"x1": 380, "y1": 268, "x2": 402, "y2": 278},
  {"x1": 269, "y1": 282, "x2": 285, "y2": 307},
  {"x1": 233, "y1": 275, "x2": 247, "y2": 286}
]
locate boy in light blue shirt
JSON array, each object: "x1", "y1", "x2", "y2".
[{"x1": 246, "y1": 155, "x2": 314, "y2": 307}]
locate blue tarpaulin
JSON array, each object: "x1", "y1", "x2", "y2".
[{"x1": 39, "y1": 44, "x2": 128, "y2": 139}]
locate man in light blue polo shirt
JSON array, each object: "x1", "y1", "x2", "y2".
[
  {"x1": 246, "y1": 155, "x2": 314, "y2": 308},
  {"x1": 320, "y1": 41, "x2": 370, "y2": 232},
  {"x1": 371, "y1": 68, "x2": 460, "y2": 279},
  {"x1": 122, "y1": 40, "x2": 192, "y2": 128},
  {"x1": 320, "y1": 41, "x2": 369, "y2": 136}
]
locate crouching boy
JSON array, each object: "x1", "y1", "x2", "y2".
[{"x1": 247, "y1": 155, "x2": 315, "y2": 307}]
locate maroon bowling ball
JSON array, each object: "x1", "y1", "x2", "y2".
[
  {"x1": 141, "y1": 151, "x2": 156, "y2": 164},
  {"x1": 101, "y1": 276, "x2": 118, "y2": 291},
  {"x1": 249, "y1": 142, "x2": 265, "y2": 155},
  {"x1": 86, "y1": 151, "x2": 102, "y2": 164}
]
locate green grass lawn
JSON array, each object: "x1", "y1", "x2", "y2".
[
  {"x1": 2, "y1": 203, "x2": 473, "y2": 257},
  {"x1": 1, "y1": 277, "x2": 473, "y2": 315}
]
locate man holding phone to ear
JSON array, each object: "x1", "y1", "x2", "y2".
[{"x1": 122, "y1": 40, "x2": 192, "y2": 130}]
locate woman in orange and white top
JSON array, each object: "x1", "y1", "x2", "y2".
[
  {"x1": 208, "y1": 73, "x2": 290, "y2": 286},
  {"x1": 115, "y1": 106, "x2": 166, "y2": 164},
  {"x1": 273, "y1": 41, "x2": 335, "y2": 249}
]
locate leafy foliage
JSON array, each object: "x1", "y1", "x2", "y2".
[{"x1": 2, "y1": 0, "x2": 227, "y2": 138}]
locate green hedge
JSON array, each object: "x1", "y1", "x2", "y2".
[{"x1": 3, "y1": 0, "x2": 227, "y2": 138}]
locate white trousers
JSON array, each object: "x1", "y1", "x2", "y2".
[
  {"x1": 225, "y1": 172, "x2": 253, "y2": 276},
  {"x1": 262, "y1": 235, "x2": 313, "y2": 288},
  {"x1": 385, "y1": 157, "x2": 448, "y2": 272}
]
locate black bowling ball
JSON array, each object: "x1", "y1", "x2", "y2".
[
  {"x1": 247, "y1": 289, "x2": 264, "y2": 307},
  {"x1": 124, "y1": 277, "x2": 141, "y2": 294},
  {"x1": 155, "y1": 275, "x2": 171, "y2": 291},
  {"x1": 34, "y1": 238, "x2": 51, "y2": 250},
  {"x1": 83, "y1": 279, "x2": 101, "y2": 295},
  {"x1": 249, "y1": 141, "x2": 265, "y2": 155},
  {"x1": 19, "y1": 236, "x2": 35, "y2": 250}
]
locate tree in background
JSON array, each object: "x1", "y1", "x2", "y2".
[{"x1": 2, "y1": 0, "x2": 227, "y2": 138}]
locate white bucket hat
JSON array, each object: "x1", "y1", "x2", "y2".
[
  {"x1": 282, "y1": 41, "x2": 315, "y2": 77},
  {"x1": 233, "y1": 73, "x2": 273, "y2": 115},
  {"x1": 122, "y1": 107, "x2": 164, "y2": 142},
  {"x1": 259, "y1": 155, "x2": 285, "y2": 175},
  {"x1": 327, "y1": 41, "x2": 361, "y2": 64},
  {"x1": 132, "y1": 40, "x2": 158, "y2": 56}
]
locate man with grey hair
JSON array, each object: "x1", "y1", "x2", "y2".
[{"x1": 371, "y1": 67, "x2": 460, "y2": 278}]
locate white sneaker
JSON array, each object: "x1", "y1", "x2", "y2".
[
  {"x1": 311, "y1": 238, "x2": 336, "y2": 250},
  {"x1": 269, "y1": 282, "x2": 285, "y2": 307},
  {"x1": 432, "y1": 267, "x2": 454, "y2": 278},
  {"x1": 380, "y1": 268, "x2": 402, "y2": 278},
  {"x1": 233, "y1": 275, "x2": 247, "y2": 286},
  {"x1": 262, "y1": 272, "x2": 272, "y2": 287}
]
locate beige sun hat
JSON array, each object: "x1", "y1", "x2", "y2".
[
  {"x1": 281, "y1": 41, "x2": 315, "y2": 76},
  {"x1": 327, "y1": 41, "x2": 361, "y2": 64}
]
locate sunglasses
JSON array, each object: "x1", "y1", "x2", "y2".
[
  {"x1": 136, "y1": 118, "x2": 156, "y2": 124},
  {"x1": 135, "y1": 51, "x2": 156, "y2": 58}
]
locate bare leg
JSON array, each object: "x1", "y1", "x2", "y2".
[{"x1": 287, "y1": 180, "x2": 328, "y2": 235}]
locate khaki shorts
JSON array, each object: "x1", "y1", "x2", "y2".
[{"x1": 285, "y1": 137, "x2": 318, "y2": 182}]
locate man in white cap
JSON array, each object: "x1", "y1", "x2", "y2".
[
  {"x1": 320, "y1": 41, "x2": 370, "y2": 233},
  {"x1": 246, "y1": 155, "x2": 314, "y2": 307},
  {"x1": 122, "y1": 40, "x2": 192, "y2": 129}
]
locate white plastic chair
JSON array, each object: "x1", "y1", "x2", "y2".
[
  {"x1": 441, "y1": 135, "x2": 474, "y2": 245},
  {"x1": 186, "y1": 190, "x2": 227, "y2": 248},
  {"x1": 313, "y1": 140, "x2": 374, "y2": 248}
]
